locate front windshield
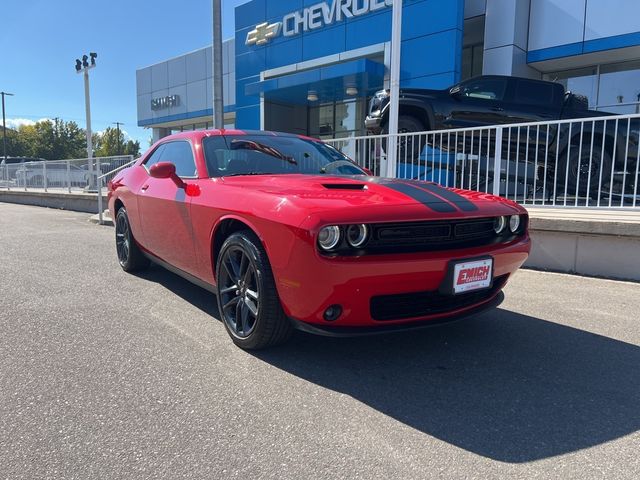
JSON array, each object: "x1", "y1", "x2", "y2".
[{"x1": 203, "y1": 134, "x2": 366, "y2": 177}]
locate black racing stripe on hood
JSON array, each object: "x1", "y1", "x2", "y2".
[
  {"x1": 369, "y1": 178, "x2": 457, "y2": 213},
  {"x1": 402, "y1": 180, "x2": 479, "y2": 212}
]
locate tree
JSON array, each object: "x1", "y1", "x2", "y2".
[
  {"x1": 0, "y1": 126, "x2": 27, "y2": 158},
  {"x1": 12, "y1": 119, "x2": 87, "y2": 160},
  {"x1": 94, "y1": 127, "x2": 140, "y2": 157}
]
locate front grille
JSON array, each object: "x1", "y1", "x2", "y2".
[
  {"x1": 366, "y1": 218, "x2": 503, "y2": 254},
  {"x1": 370, "y1": 275, "x2": 508, "y2": 321}
]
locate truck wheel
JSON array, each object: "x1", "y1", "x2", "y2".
[
  {"x1": 557, "y1": 144, "x2": 612, "y2": 199},
  {"x1": 382, "y1": 116, "x2": 427, "y2": 165}
]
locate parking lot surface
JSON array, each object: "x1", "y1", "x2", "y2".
[{"x1": 1, "y1": 203, "x2": 639, "y2": 479}]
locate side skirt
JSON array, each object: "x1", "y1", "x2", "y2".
[{"x1": 142, "y1": 251, "x2": 217, "y2": 294}]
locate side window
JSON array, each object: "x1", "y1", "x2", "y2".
[
  {"x1": 515, "y1": 80, "x2": 555, "y2": 106},
  {"x1": 462, "y1": 79, "x2": 507, "y2": 101},
  {"x1": 159, "y1": 141, "x2": 197, "y2": 178},
  {"x1": 143, "y1": 144, "x2": 165, "y2": 170}
]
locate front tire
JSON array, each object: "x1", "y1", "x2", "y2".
[
  {"x1": 382, "y1": 115, "x2": 427, "y2": 164},
  {"x1": 216, "y1": 230, "x2": 292, "y2": 350},
  {"x1": 115, "y1": 208, "x2": 150, "y2": 272}
]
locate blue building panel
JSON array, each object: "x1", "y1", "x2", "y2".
[
  {"x1": 344, "y1": 10, "x2": 392, "y2": 49},
  {"x1": 401, "y1": 29, "x2": 462, "y2": 82},
  {"x1": 302, "y1": 24, "x2": 347, "y2": 61},
  {"x1": 234, "y1": 0, "x2": 465, "y2": 130},
  {"x1": 235, "y1": 0, "x2": 267, "y2": 31},
  {"x1": 235, "y1": 105, "x2": 262, "y2": 130},
  {"x1": 266, "y1": 38, "x2": 304, "y2": 70}
]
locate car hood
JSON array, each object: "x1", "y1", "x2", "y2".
[{"x1": 219, "y1": 175, "x2": 524, "y2": 226}]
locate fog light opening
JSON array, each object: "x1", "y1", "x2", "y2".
[{"x1": 323, "y1": 305, "x2": 343, "y2": 322}]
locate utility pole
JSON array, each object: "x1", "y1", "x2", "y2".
[
  {"x1": 75, "y1": 52, "x2": 97, "y2": 189},
  {"x1": 387, "y1": 0, "x2": 403, "y2": 178},
  {"x1": 113, "y1": 122, "x2": 125, "y2": 155},
  {"x1": 212, "y1": 0, "x2": 224, "y2": 129},
  {"x1": 1, "y1": 91, "x2": 14, "y2": 164}
]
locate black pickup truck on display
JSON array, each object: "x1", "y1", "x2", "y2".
[
  {"x1": 365, "y1": 75, "x2": 638, "y2": 202},
  {"x1": 365, "y1": 75, "x2": 599, "y2": 133}
]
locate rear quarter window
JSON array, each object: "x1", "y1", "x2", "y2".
[{"x1": 515, "y1": 80, "x2": 556, "y2": 106}]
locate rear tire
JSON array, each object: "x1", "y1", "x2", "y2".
[
  {"x1": 115, "y1": 208, "x2": 150, "y2": 272},
  {"x1": 216, "y1": 230, "x2": 292, "y2": 350},
  {"x1": 557, "y1": 144, "x2": 612, "y2": 199}
]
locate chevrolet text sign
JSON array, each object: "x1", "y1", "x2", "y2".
[{"x1": 246, "y1": 0, "x2": 393, "y2": 46}]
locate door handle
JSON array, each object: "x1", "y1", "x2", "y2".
[
  {"x1": 491, "y1": 107, "x2": 505, "y2": 112},
  {"x1": 141, "y1": 184, "x2": 149, "y2": 192}
]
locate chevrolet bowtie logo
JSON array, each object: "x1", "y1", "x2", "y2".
[{"x1": 246, "y1": 22, "x2": 282, "y2": 46}]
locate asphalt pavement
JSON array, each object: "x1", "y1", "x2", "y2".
[{"x1": 1, "y1": 203, "x2": 639, "y2": 480}]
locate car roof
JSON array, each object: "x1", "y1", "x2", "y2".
[{"x1": 159, "y1": 129, "x2": 321, "y2": 143}]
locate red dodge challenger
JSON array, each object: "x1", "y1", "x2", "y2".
[{"x1": 108, "y1": 129, "x2": 530, "y2": 349}]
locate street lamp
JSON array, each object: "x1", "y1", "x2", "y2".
[
  {"x1": 387, "y1": 0, "x2": 403, "y2": 178},
  {"x1": 1, "y1": 91, "x2": 14, "y2": 165},
  {"x1": 75, "y1": 52, "x2": 97, "y2": 189},
  {"x1": 212, "y1": 0, "x2": 224, "y2": 129}
]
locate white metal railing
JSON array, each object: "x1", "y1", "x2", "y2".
[
  {"x1": 326, "y1": 112, "x2": 640, "y2": 209},
  {"x1": 96, "y1": 157, "x2": 137, "y2": 224},
  {"x1": 0, "y1": 155, "x2": 134, "y2": 194}
]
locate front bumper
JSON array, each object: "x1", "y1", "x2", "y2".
[
  {"x1": 290, "y1": 290, "x2": 504, "y2": 337},
  {"x1": 274, "y1": 234, "x2": 531, "y2": 329}
]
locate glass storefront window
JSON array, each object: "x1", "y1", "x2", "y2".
[
  {"x1": 309, "y1": 99, "x2": 367, "y2": 139},
  {"x1": 462, "y1": 16, "x2": 485, "y2": 80},
  {"x1": 544, "y1": 67, "x2": 598, "y2": 108},
  {"x1": 544, "y1": 61, "x2": 640, "y2": 114},
  {"x1": 597, "y1": 60, "x2": 640, "y2": 114},
  {"x1": 462, "y1": 44, "x2": 484, "y2": 80}
]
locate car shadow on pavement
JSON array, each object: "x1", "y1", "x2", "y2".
[
  {"x1": 254, "y1": 308, "x2": 640, "y2": 464},
  {"x1": 133, "y1": 265, "x2": 640, "y2": 463},
  {"x1": 134, "y1": 265, "x2": 219, "y2": 317}
]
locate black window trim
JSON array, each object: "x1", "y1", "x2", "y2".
[{"x1": 142, "y1": 139, "x2": 198, "y2": 179}]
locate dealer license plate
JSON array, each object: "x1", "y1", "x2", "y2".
[{"x1": 452, "y1": 258, "x2": 493, "y2": 294}]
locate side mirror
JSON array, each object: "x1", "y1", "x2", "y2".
[
  {"x1": 449, "y1": 85, "x2": 462, "y2": 98},
  {"x1": 149, "y1": 161, "x2": 186, "y2": 189}
]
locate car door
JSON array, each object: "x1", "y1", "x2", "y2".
[
  {"x1": 136, "y1": 140, "x2": 199, "y2": 275},
  {"x1": 446, "y1": 77, "x2": 511, "y2": 129}
]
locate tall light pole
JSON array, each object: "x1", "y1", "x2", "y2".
[
  {"x1": 386, "y1": 0, "x2": 403, "y2": 178},
  {"x1": 75, "y1": 52, "x2": 97, "y2": 188},
  {"x1": 113, "y1": 121, "x2": 125, "y2": 155},
  {"x1": 212, "y1": 0, "x2": 224, "y2": 129},
  {"x1": 1, "y1": 91, "x2": 14, "y2": 164}
]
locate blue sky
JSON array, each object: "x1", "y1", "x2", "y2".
[{"x1": 0, "y1": 0, "x2": 247, "y2": 148}]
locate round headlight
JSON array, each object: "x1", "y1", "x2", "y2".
[
  {"x1": 346, "y1": 224, "x2": 369, "y2": 248},
  {"x1": 509, "y1": 215, "x2": 521, "y2": 233},
  {"x1": 318, "y1": 226, "x2": 341, "y2": 251},
  {"x1": 494, "y1": 216, "x2": 507, "y2": 234}
]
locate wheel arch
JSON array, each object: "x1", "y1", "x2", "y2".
[
  {"x1": 210, "y1": 215, "x2": 267, "y2": 283},
  {"x1": 381, "y1": 100, "x2": 433, "y2": 132},
  {"x1": 113, "y1": 198, "x2": 125, "y2": 215}
]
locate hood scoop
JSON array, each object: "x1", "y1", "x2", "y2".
[{"x1": 322, "y1": 183, "x2": 367, "y2": 190}]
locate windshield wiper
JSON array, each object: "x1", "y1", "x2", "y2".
[
  {"x1": 230, "y1": 139, "x2": 298, "y2": 165},
  {"x1": 224, "y1": 172, "x2": 276, "y2": 177}
]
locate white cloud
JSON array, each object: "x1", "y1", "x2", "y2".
[{"x1": 5, "y1": 118, "x2": 52, "y2": 129}]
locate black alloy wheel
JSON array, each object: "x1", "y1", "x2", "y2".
[
  {"x1": 115, "y1": 208, "x2": 149, "y2": 272},
  {"x1": 218, "y1": 245, "x2": 260, "y2": 338},
  {"x1": 216, "y1": 230, "x2": 292, "y2": 350}
]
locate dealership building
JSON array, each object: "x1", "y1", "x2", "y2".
[{"x1": 137, "y1": 0, "x2": 640, "y2": 141}]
